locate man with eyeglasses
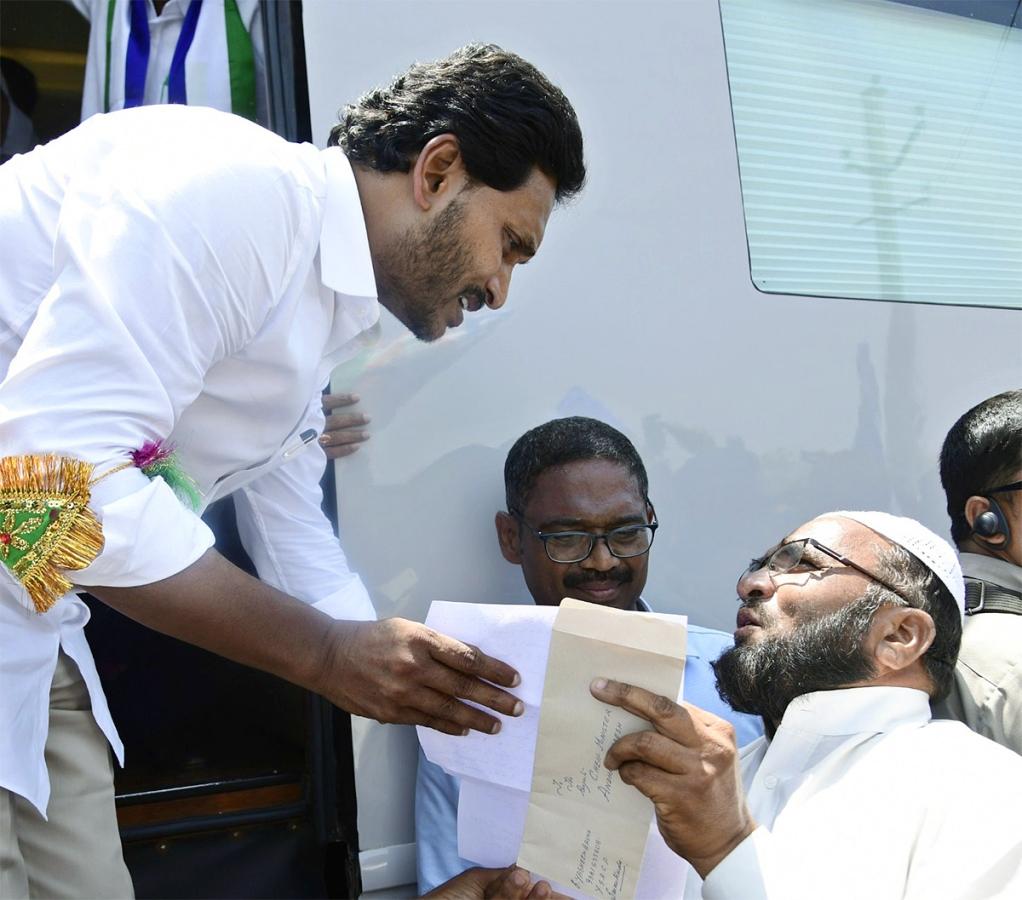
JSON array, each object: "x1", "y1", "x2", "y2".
[
  {"x1": 932, "y1": 390, "x2": 1022, "y2": 754},
  {"x1": 591, "y1": 510, "x2": 1022, "y2": 898},
  {"x1": 414, "y1": 416, "x2": 763, "y2": 894}
]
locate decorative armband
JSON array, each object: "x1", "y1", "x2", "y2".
[
  {"x1": 0, "y1": 455, "x2": 104, "y2": 613},
  {"x1": 1, "y1": 444, "x2": 201, "y2": 614}
]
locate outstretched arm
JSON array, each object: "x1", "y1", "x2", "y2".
[{"x1": 93, "y1": 549, "x2": 523, "y2": 735}]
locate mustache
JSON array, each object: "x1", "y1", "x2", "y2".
[
  {"x1": 563, "y1": 569, "x2": 633, "y2": 588},
  {"x1": 738, "y1": 601, "x2": 774, "y2": 628}
]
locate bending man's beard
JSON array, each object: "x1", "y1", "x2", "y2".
[
  {"x1": 712, "y1": 595, "x2": 881, "y2": 726},
  {"x1": 373, "y1": 194, "x2": 483, "y2": 343}
]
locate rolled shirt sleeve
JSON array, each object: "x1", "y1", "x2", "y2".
[{"x1": 232, "y1": 395, "x2": 376, "y2": 622}]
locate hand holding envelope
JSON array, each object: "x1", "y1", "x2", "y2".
[
  {"x1": 592, "y1": 679, "x2": 756, "y2": 880},
  {"x1": 419, "y1": 600, "x2": 694, "y2": 900},
  {"x1": 516, "y1": 600, "x2": 688, "y2": 899},
  {"x1": 424, "y1": 865, "x2": 568, "y2": 900}
]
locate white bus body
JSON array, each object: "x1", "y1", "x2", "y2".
[{"x1": 303, "y1": 0, "x2": 1020, "y2": 892}]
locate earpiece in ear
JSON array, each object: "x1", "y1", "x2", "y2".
[
  {"x1": 973, "y1": 497, "x2": 1011, "y2": 543},
  {"x1": 974, "y1": 510, "x2": 1001, "y2": 537}
]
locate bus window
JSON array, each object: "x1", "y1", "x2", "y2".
[{"x1": 720, "y1": 0, "x2": 1021, "y2": 309}]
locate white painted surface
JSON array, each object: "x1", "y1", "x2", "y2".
[{"x1": 303, "y1": 0, "x2": 1022, "y2": 890}]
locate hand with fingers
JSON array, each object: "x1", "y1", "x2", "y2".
[
  {"x1": 590, "y1": 678, "x2": 756, "y2": 879},
  {"x1": 320, "y1": 392, "x2": 371, "y2": 459},
  {"x1": 320, "y1": 617, "x2": 524, "y2": 735},
  {"x1": 424, "y1": 865, "x2": 564, "y2": 900}
]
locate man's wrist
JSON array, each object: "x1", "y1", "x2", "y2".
[
  {"x1": 307, "y1": 616, "x2": 361, "y2": 699},
  {"x1": 686, "y1": 819, "x2": 757, "y2": 880}
]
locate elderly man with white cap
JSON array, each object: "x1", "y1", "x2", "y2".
[{"x1": 590, "y1": 511, "x2": 1022, "y2": 899}]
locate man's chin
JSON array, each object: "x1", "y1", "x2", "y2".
[
  {"x1": 379, "y1": 293, "x2": 448, "y2": 342},
  {"x1": 412, "y1": 325, "x2": 445, "y2": 343},
  {"x1": 402, "y1": 313, "x2": 447, "y2": 343}
]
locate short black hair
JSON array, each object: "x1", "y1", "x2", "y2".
[
  {"x1": 328, "y1": 43, "x2": 585, "y2": 202},
  {"x1": 865, "y1": 544, "x2": 962, "y2": 702},
  {"x1": 504, "y1": 417, "x2": 648, "y2": 513},
  {"x1": 939, "y1": 390, "x2": 1022, "y2": 545}
]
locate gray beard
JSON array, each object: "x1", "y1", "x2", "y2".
[{"x1": 711, "y1": 595, "x2": 882, "y2": 727}]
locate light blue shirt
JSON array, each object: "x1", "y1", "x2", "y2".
[{"x1": 414, "y1": 604, "x2": 763, "y2": 893}]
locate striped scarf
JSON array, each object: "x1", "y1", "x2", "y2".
[{"x1": 101, "y1": 0, "x2": 256, "y2": 120}]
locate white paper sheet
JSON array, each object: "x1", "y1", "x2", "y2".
[
  {"x1": 419, "y1": 601, "x2": 690, "y2": 899},
  {"x1": 417, "y1": 601, "x2": 557, "y2": 791}
]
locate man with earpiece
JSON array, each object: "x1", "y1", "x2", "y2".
[{"x1": 933, "y1": 389, "x2": 1022, "y2": 754}]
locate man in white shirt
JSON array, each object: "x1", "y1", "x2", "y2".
[
  {"x1": 0, "y1": 44, "x2": 584, "y2": 898},
  {"x1": 933, "y1": 390, "x2": 1022, "y2": 753},
  {"x1": 593, "y1": 510, "x2": 1022, "y2": 899}
]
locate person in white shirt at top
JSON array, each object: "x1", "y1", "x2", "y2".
[
  {"x1": 70, "y1": 0, "x2": 267, "y2": 124},
  {"x1": 592, "y1": 510, "x2": 1022, "y2": 899},
  {"x1": 0, "y1": 44, "x2": 583, "y2": 899}
]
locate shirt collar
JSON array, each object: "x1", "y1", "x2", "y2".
[
  {"x1": 960, "y1": 552, "x2": 1022, "y2": 593},
  {"x1": 777, "y1": 686, "x2": 931, "y2": 738},
  {"x1": 319, "y1": 147, "x2": 379, "y2": 300}
]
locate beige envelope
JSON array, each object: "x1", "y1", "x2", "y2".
[{"x1": 518, "y1": 598, "x2": 687, "y2": 900}]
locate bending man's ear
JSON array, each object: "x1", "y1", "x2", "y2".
[{"x1": 411, "y1": 134, "x2": 466, "y2": 210}]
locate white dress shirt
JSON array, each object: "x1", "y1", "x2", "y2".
[
  {"x1": 0, "y1": 105, "x2": 379, "y2": 815},
  {"x1": 683, "y1": 687, "x2": 1022, "y2": 899}
]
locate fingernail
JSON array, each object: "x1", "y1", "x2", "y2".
[
  {"x1": 360, "y1": 432, "x2": 370, "y2": 440},
  {"x1": 361, "y1": 415, "x2": 371, "y2": 423},
  {"x1": 512, "y1": 870, "x2": 528, "y2": 887},
  {"x1": 490, "y1": 720, "x2": 501, "y2": 735},
  {"x1": 511, "y1": 672, "x2": 521, "y2": 688},
  {"x1": 350, "y1": 394, "x2": 360, "y2": 401},
  {"x1": 592, "y1": 678, "x2": 608, "y2": 692},
  {"x1": 318, "y1": 436, "x2": 330, "y2": 445},
  {"x1": 512, "y1": 700, "x2": 524, "y2": 717},
  {"x1": 460, "y1": 728, "x2": 469, "y2": 736}
]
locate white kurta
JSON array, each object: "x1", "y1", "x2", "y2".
[
  {"x1": 0, "y1": 105, "x2": 379, "y2": 815},
  {"x1": 684, "y1": 687, "x2": 1022, "y2": 899},
  {"x1": 71, "y1": 0, "x2": 267, "y2": 124}
]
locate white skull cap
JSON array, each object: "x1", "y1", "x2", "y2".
[{"x1": 828, "y1": 510, "x2": 965, "y2": 617}]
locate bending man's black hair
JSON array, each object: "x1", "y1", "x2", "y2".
[{"x1": 329, "y1": 43, "x2": 585, "y2": 202}]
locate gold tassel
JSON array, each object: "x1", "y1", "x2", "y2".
[{"x1": 0, "y1": 455, "x2": 104, "y2": 613}]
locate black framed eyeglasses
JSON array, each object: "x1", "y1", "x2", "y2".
[
  {"x1": 742, "y1": 537, "x2": 911, "y2": 605},
  {"x1": 512, "y1": 506, "x2": 658, "y2": 564},
  {"x1": 988, "y1": 480, "x2": 1022, "y2": 495}
]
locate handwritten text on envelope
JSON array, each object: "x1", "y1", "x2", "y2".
[{"x1": 517, "y1": 599, "x2": 687, "y2": 900}]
